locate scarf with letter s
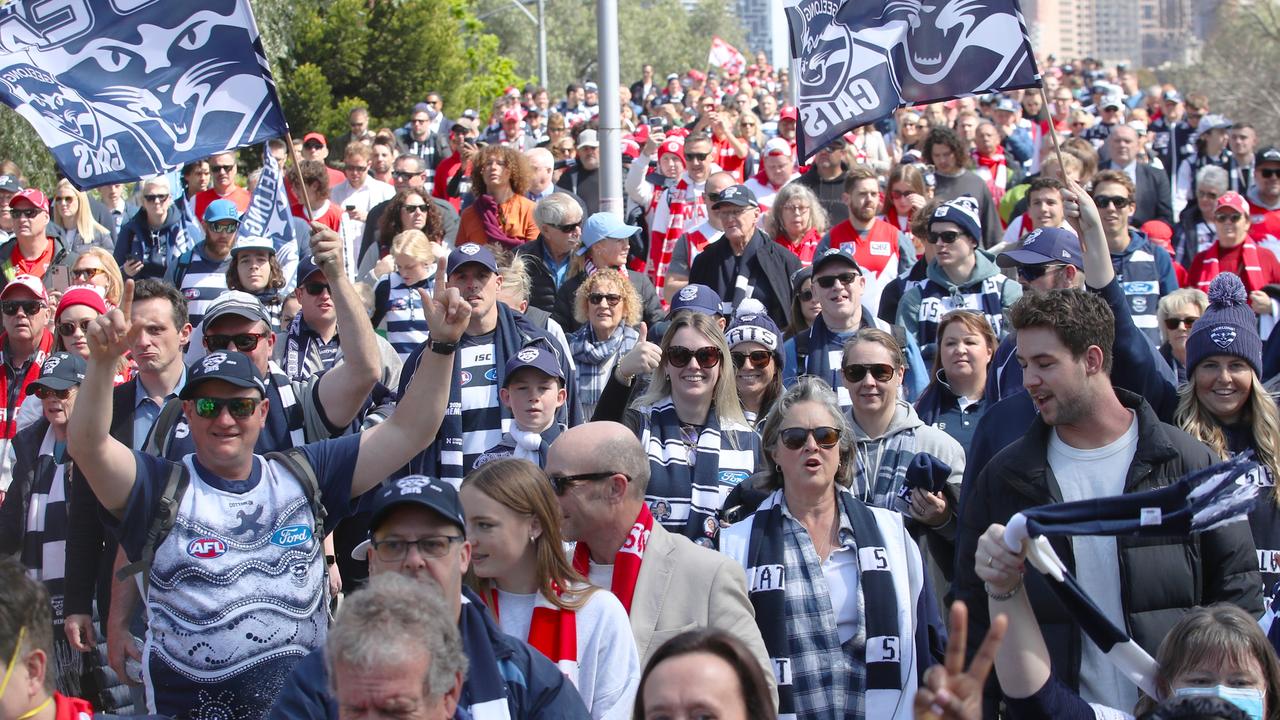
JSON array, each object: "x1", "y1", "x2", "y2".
[
  {"x1": 1002, "y1": 453, "x2": 1262, "y2": 699},
  {"x1": 572, "y1": 503, "x2": 653, "y2": 614},
  {"x1": 486, "y1": 587, "x2": 579, "y2": 686},
  {"x1": 1195, "y1": 239, "x2": 1266, "y2": 293}
]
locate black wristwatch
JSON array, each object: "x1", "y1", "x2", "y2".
[
  {"x1": 325, "y1": 555, "x2": 337, "y2": 567},
  {"x1": 428, "y1": 338, "x2": 458, "y2": 355}
]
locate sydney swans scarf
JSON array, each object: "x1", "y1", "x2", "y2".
[
  {"x1": 1195, "y1": 239, "x2": 1266, "y2": 293},
  {"x1": 486, "y1": 588, "x2": 579, "y2": 685},
  {"x1": 647, "y1": 175, "x2": 699, "y2": 297},
  {"x1": 572, "y1": 503, "x2": 653, "y2": 614},
  {"x1": 972, "y1": 148, "x2": 1008, "y2": 204}
]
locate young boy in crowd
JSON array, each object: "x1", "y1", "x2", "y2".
[{"x1": 472, "y1": 343, "x2": 567, "y2": 469}]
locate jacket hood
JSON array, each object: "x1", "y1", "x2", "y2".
[
  {"x1": 925, "y1": 248, "x2": 1003, "y2": 290},
  {"x1": 1246, "y1": 186, "x2": 1280, "y2": 212},
  {"x1": 1111, "y1": 228, "x2": 1152, "y2": 260},
  {"x1": 851, "y1": 398, "x2": 924, "y2": 442}
]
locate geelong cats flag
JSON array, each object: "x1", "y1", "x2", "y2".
[
  {"x1": 784, "y1": 0, "x2": 1039, "y2": 161},
  {"x1": 0, "y1": 0, "x2": 289, "y2": 189}
]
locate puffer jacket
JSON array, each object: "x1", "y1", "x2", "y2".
[{"x1": 113, "y1": 206, "x2": 198, "y2": 280}]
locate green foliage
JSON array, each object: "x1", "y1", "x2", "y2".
[{"x1": 0, "y1": 108, "x2": 58, "y2": 190}]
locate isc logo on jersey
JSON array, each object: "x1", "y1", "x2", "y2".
[
  {"x1": 271, "y1": 525, "x2": 313, "y2": 547},
  {"x1": 188, "y1": 538, "x2": 227, "y2": 559}
]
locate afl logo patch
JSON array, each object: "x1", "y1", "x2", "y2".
[
  {"x1": 187, "y1": 538, "x2": 227, "y2": 559},
  {"x1": 460, "y1": 370, "x2": 472, "y2": 384}
]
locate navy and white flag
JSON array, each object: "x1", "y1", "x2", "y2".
[
  {"x1": 784, "y1": 0, "x2": 1039, "y2": 161},
  {"x1": 238, "y1": 145, "x2": 296, "y2": 252},
  {"x1": 0, "y1": 0, "x2": 289, "y2": 189}
]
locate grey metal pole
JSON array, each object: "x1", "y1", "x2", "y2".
[
  {"x1": 537, "y1": 0, "x2": 548, "y2": 90},
  {"x1": 596, "y1": 0, "x2": 623, "y2": 216}
]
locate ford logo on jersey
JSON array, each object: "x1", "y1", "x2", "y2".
[
  {"x1": 271, "y1": 525, "x2": 313, "y2": 547},
  {"x1": 188, "y1": 538, "x2": 227, "y2": 559},
  {"x1": 1121, "y1": 281, "x2": 1156, "y2": 295},
  {"x1": 719, "y1": 470, "x2": 750, "y2": 486}
]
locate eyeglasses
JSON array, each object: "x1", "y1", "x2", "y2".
[
  {"x1": 1215, "y1": 213, "x2": 1245, "y2": 224},
  {"x1": 1260, "y1": 168, "x2": 1280, "y2": 180},
  {"x1": 588, "y1": 292, "x2": 621, "y2": 307},
  {"x1": 8, "y1": 208, "x2": 39, "y2": 219},
  {"x1": 192, "y1": 396, "x2": 261, "y2": 419},
  {"x1": 303, "y1": 282, "x2": 331, "y2": 296},
  {"x1": 731, "y1": 350, "x2": 772, "y2": 369},
  {"x1": 33, "y1": 386, "x2": 74, "y2": 400},
  {"x1": 392, "y1": 171, "x2": 422, "y2": 181},
  {"x1": 371, "y1": 535, "x2": 464, "y2": 561},
  {"x1": 1164, "y1": 316, "x2": 1200, "y2": 330},
  {"x1": 685, "y1": 152, "x2": 710, "y2": 162},
  {"x1": 552, "y1": 221, "x2": 581, "y2": 233},
  {"x1": 345, "y1": 165, "x2": 368, "y2": 173},
  {"x1": 208, "y1": 221, "x2": 239, "y2": 234},
  {"x1": 548, "y1": 471, "x2": 623, "y2": 496},
  {"x1": 1017, "y1": 263, "x2": 1065, "y2": 282},
  {"x1": 205, "y1": 332, "x2": 268, "y2": 352},
  {"x1": 927, "y1": 231, "x2": 964, "y2": 244},
  {"x1": 1, "y1": 301, "x2": 44, "y2": 316},
  {"x1": 402, "y1": 203, "x2": 429, "y2": 214},
  {"x1": 1093, "y1": 195, "x2": 1131, "y2": 210},
  {"x1": 890, "y1": 190, "x2": 914, "y2": 199},
  {"x1": 72, "y1": 268, "x2": 105, "y2": 281},
  {"x1": 842, "y1": 362, "x2": 895, "y2": 383},
  {"x1": 780, "y1": 204, "x2": 810, "y2": 214},
  {"x1": 799, "y1": 289, "x2": 814, "y2": 303},
  {"x1": 778, "y1": 426, "x2": 841, "y2": 450},
  {"x1": 57, "y1": 319, "x2": 92, "y2": 337},
  {"x1": 54, "y1": 196, "x2": 76, "y2": 204},
  {"x1": 665, "y1": 345, "x2": 722, "y2": 369},
  {"x1": 143, "y1": 193, "x2": 169, "y2": 202},
  {"x1": 815, "y1": 271, "x2": 860, "y2": 289},
  {"x1": 211, "y1": 164, "x2": 236, "y2": 173}
]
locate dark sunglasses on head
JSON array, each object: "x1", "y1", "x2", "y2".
[
  {"x1": 588, "y1": 292, "x2": 621, "y2": 307},
  {"x1": 211, "y1": 164, "x2": 236, "y2": 173},
  {"x1": 8, "y1": 208, "x2": 39, "y2": 219},
  {"x1": 192, "y1": 396, "x2": 261, "y2": 419},
  {"x1": 1164, "y1": 316, "x2": 1199, "y2": 330},
  {"x1": 815, "y1": 271, "x2": 859, "y2": 289},
  {"x1": 303, "y1": 282, "x2": 331, "y2": 296},
  {"x1": 927, "y1": 230, "x2": 964, "y2": 245},
  {"x1": 57, "y1": 319, "x2": 92, "y2": 337},
  {"x1": 549, "y1": 470, "x2": 621, "y2": 496},
  {"x1": 842, "y1": 362, "x2": 895, "y2": 383},
  {"x1": 205, "y1": 332, "x2": 267, "y2": 352},
  {"x1": 33, "y1": 386, "x2": 74, "y2": 400},
  {"x1": 1093, "y1": 195, "x2": 1131, "y2": 210},
  {"x1": 1260, "y1": 168, "x2": 1280, "y2": 179},
  {"x1": 1017, "y1": 263, "x2": 1065, "y2": 282},
  {"x1": 553, "y1": 221, "x2": 581, "y2": 233},
  {"x1": 779, "y1": 426, "x2": 841, "y2": 450},
  {"x1": 685, "y1": 152, "x2": 710, "y2": 162},
  {"x1": 143, "y1": 193, "x2": 169, "y2": 202},
  {"x1": 665, "y1": 345, "x2": 722, "y2": 369},
  {"x1": 208, "y1": 221, "x2": 239, "y2": 234},
  {"x1": 731, "y1": 349, "x2": 772, "y2": 369},
  {"x1": 1, "y1": 300, "x2": 43, "y2": 316}
]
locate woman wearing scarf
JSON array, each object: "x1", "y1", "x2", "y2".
[
  {"x1": 763, "y1": 183, "x2": 826, "y2": 267},
  {"x1": 569, "y1": 269, "x2": 641, "y2": 419},
  {"x1": 726, "y1": 309, "x2": 785, "y2": 428},
  {"x1": 719, "y1": 378, "x2": 944, "y2": 720},
  {"x1": 1176, "y1": 273, "x2": 1280, "y2": 609},
  {"x1": 1187, "y1": 192, "x2": 1280, "y2": 341},
  {"x1": 914, "y1": 310, "x2": 997, "y2": 455},
  {"x1": 457, "y1": 144, "x2": 539, "y2": 250},
  {"x1": 460, "y1": 459, "x2": 640, "y2": 720}
]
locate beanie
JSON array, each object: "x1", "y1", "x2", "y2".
[
  {"x1": 1185, "y1": 272, "x2": 1262, "y2": 376},
  {"x1": 725, "y1": 302, "x2": 783, "y2": 364},
  {"x1": 929, "y1": 196, "x2": 983, "y2": 244}
]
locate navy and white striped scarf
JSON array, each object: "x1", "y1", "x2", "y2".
[
  {"x1": 1003, "y1": 453, "x2": 1262, "y2": 699},
  {"x1": 853, "y1": 412, "x2": 918, "y2": 511},
  {"x1": 459, "y1": 588, "x2": 514, "y2": 720},
  {"x1": 745, "y1": 489, "x2": 902, "y2": 719},
  {"x1": 283, "y1": 313, "x2": 338, "y2": 382},
  {"x1": 568, "y1": 323, "x2": 638, "y2": 417},
  {"x1": 640, "y1": 398, "x2": 758, "y2": 546}
]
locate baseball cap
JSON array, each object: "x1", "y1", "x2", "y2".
[
  {"x1": 503, "y1": 345, "x2": 565, "y2": 386},
  {"x1": 26, "y1": 352, "x2": 85, "y2": 394},
  {"x1": 1257, "y1": 146, "x2": 1280, "y2": 166},
  {"x1": 179, "y1": 350, "x2": 267, "y2": 400},
  {"x1": 1101, "y1": 96, "x2": 1124, "y2": 111},
  {"x1": 10, "y1": 189, "x2": 47, "y2": 214},
  {"x1": 668, "y1": 283, "x2": 725, "y2": 317},
  {"x1": 502, "y1": 107, "x2": 525, "y2": 122},
  {"x1": 0, "y1": 175, "x2": 21, "y2": 193},
  {"x1": 811, "y1": 245, "x2": 864, "y2": 275},
  {"x1": 56, "y1": 285, "x2": 108, "y2": 319},
  {"x1": 763, "y1": 137, "x2": 792, "y2": 158},
  {"x1": 295, "y1": 254, "x2": 324, "y2": 285},
  {"x1": 231, "y1": 235, "x2": 276, "y2": 256},
  {"x1": 201, "y1": 291, "x2": 273, "y2": 331},
  {"x1": 0, "y1": 274, "x2": 48, "y2": 302},
  {"x1": 1215, "y1": 191, "x2": 1250, "y2": 217},
  {"x1": 1197, "y1": 114, "x2": 1233, "y2": 135},
  {"x1": 578, "y1": 213, "x2": 640, "y2": 256},
  {"x1": 1163, "y1": 90, "x2": 1183, "y2": 104},
  {"x1": 450, "y1": 118, "x2": 477, "y2": 134},
  {"x1": 351, "y1": 476, "x2": 467, "y2": 560},
  {"x1": 412, "y1": 102, "x2": 432, "y2": 115},
  {"x1": 994, "y1": 97, "x2": 1019, "y2": 113},
  {"x1": 302, "y1": 132, "x2": 327, "y2": 147},
  {"x1": 779, "y1": 106, "x2": 798, "y2": 122},
  {"x1": 712, "y1": 184, "x2": 759, "y2": 209},
  {"x1": 203, "y1": 199, "x2": 240, "y2": 224},
  {"x1": 997, "y1": 227, "x2": 1084, "y2": 269},
  {"x1": 447, "y1": 243, "x2": 499, "y2": 274},
  {"x1": 584, "y1": 81, "x2": 599, "y2": 92},
  {"x1": 577, "y1": 129, "x2": 600, "y2": 148}
]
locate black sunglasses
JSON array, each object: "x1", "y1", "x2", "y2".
[
  {"x1": 799, "y1": 289, "x2": 814, "y2": 303},
  {"x1": 33, "y1": 386, "x2": 74, "y2": 400},
  {"x1": 927, "y1": 231, "x2": 964, "y2": 245},
  {"x1": 779, "y1": 426, "x2": 841, "y2": 450},
  {"x1": 1093, "y1": 195, "x2": 1131, "y2": 210},
  {"x1": 1260, "y1": 168, "x2": 1280, "y2": 179},
  {"x1": 553, "y1": 221, "x2": 581, "y2": 233},
  {"x1": 731, "y1": 350, "x2": 772, "y2": 369},
  {"x1": 211, "y1": 164, "x2": 236, "y2": 173},
  {"x1": 1, "y1": 300, "x2": 44, "y2": 316},
  {"x1": 1017, "y1": 263, "x2": 1065, "y2": 282},
  {"x1": 1164, "y1": 316, "x2": 1199, "y2": 330},
  {"x1": 8, "y1": 208, "x2": 40, "y2": 219},
  {"x1": 193, "y1": 397, "x2": 261, "y2": 419},
  {"x1": 57, "y1": 319, "x2": 92, "y2": 337},
  {"x1": 303, "y1": 142, "x2": 324, "y2": 150},
  {"x1": 548, "y1": 471, "x2": 623, "y2": 496},
  {"x1": 587, "y1": 292, "x2": 621, "y2": 307},
  {"x1": 205, "y1": 332, "x2": 267, "y2": 352},
  {"x1": 842, "y1": 362, "x2": 895, "y2": 383},
  {"x1": 815, "y1": 271, "x2": 859, "y2": 289},
  {"x1": 143, "y1": 193, "x2": 169, "y2": 202},
  {"x1": 392, "y1": 170, "x2": 422, "y2": 180},
  {"x1": 303, "y1": 282, "x2": 331, "y2": 296},
  {"x1": 685, "y1": 152, "x2": 710, "y2": 162},
  {"x1": 665, "y1": 345, "x2": 722, "y2": 369},
  {"x1": 402, "y1": 203, "x2": 429, "y2": 213}
]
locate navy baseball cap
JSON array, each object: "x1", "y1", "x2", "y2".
[
  {"x1": 0, "y1": 175, "x2": 20, "y2": 194},
  {"x1": 296, "y1": 255, "x2": 323, "y2": 285},
  {"x1": 503, "y1": 345, "x2": 565, "y2": 386},
  {"x1": 1257, "y1": 146, "x2": 1280, "y2": 166},
  {"x1": 997, "y1": 227, "x2": 1084, "y2": 269},
  {"x1": 27, "y1": 352, "x2": 85, "y2": 393},
  {"x1": 668, "y1": 283, "x2": 725, "y2": 317},
  {"x1": 351, "y1": 475, "x2": 467, "y2": 559},
  {"x1": 447, "y1": 243, "x2": 499, "y2": 274},
  {"x1": 811, "y1": 246, "x2": 863, "y2": 276},
  {"x1": 180, "y1": 351, "x2": 267, "y2": 399},
  {"x1": 712, "y1": 184, "x2": 759, "y2": 209}
]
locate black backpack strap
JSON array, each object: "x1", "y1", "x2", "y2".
[
  {"x1": 116, "y1": 461, "x2": 189, "y2": 592},
  {"x1": 265, "y1": 448, "x2": 327, "y2": 539},
  {"x1": 141, "y1": 397, "x2": 184, "y2": 459}
]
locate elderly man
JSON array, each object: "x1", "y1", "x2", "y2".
[
  {"x1": 688, "y1": 184, "x2": 800, "y2": 325},
  {"x1": 546, "y1": 422, "x2": 775, "y2": 695},
  {"x1": 557, "y1": 129, "x2": 601, "y2": 214},
  {"x1": 518, "y1": 193, "x2": 583, "y2": 315},
  {"x1": 0, "y1": 274, "x2": 53, "y2": 488},
  {"x1": 1101, "y1": 124, "x2": 1173, "y2": 227},
  {"x1": 0, "y1": 189, "x2": 72, "y2": 285}
]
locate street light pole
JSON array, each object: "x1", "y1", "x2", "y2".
[
  {"x1": 596, "y1": 0, "x2": 622, "y2": 216},
  {"x1": 537, "y1": 0, "x2": 548, "y2": 90}
]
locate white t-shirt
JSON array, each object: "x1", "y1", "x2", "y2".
[
  {"x1": 588, "y1": 561, "x2": 614, "y2": 591},
  {"x1": 1047, "y1": 412, "x2": 1139, "y2": 712}
]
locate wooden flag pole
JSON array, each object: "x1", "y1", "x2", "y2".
[
  {"x1": 282, "y1": 132, "x2": 314, "y2": 222},
  {"x1": 1038, "y1": 83, "x2": 1067, "y2": 179}
]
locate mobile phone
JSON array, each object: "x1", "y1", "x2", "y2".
[
  {"x1": 647, "y1": 117, "x2": 667, "y2": 129},
  {"x1": 345, "y1": 204, "x2": 356, "y2": 212},
  {"x1": 47, "y1": 265, "x2": 70, "y2": 293}
]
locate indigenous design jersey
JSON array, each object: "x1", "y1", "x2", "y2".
[{"x1": 143, "y1": 454, "x2": 326, "y2": 719}]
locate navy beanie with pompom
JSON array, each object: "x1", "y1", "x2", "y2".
[{"x1": 1184, "y1": 272, "x2": 1262, "y2": 376}]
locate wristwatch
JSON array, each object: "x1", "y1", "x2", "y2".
[
  {"x1": 428, "y1": 338, "x2": 458, "y2": 355},
  {"x1": 325, "y1": 555, "x2": 337, "y2": 567}
]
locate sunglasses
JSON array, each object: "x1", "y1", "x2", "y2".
[
  {"x1": 665, "y1": 345, "x2": 722, "y2": 369},
  {"x1": 143, "y1": 193, "x2": 169, "y2": 202},
  {"x1": 192, "y1": 396, "x2": 261, "y2": 419},
  {"x1": 208, "y1": 221, "x2": 239, "y2": 234},
  {"x1": 1260, "y1": 168, "x2": 1280, "y2": 179},
  {"x1": 33, "y1": 386, "x2": 74, "y2": 400},
  {"x1": 345, "y1": 165, "x2": 368, "y2": 173},
  {"x1": 205, "y1": 332, "x2": 267, "y2": 352},
  {"x1": 57, "y1": 319, "x2": 92, "y2": 337},
  {"x1": 842, "y1": 362, "x2": 895, "y2": 383},
  {"x1": 303, "y1": 282, "x2": 331, "y2": 296},
  {"x1": 392, "y1": 171, "x2": 422, "y2": 181},
  {"x1": 685, "y1": 152, "x2": 710, "y2": 162},
  {"x1": 54, "y1": 196, "x2": 76, "y2": 204},
  {"x1": 303, "y1": 142, "x2": 324, "y2": 150},
  {"x1": 588, "y1": 292, "x2": 621, "y2": 307},
  {"x1": 1017, "y1": 263, "x2": 1065, "y2": 282},
  {"x1": 72, "y1": 268, "x2": 105, "y2": 281},
  {"x1": 8, "y1": 208, "x2": 40, "y2": 219},
  {"x1": 1215, "y1": 213, "x2": 1245, "y2": 224},
  {"x1": 779, "y1": 426, "x2": 841, "y2": 450},
  {"x1": 553, "y1": 221, "x2": 581, "y2": 233},
  {"x1": 1092, "y1": 195, "x2": 1131, "y2": 209},
  {"x1": 731, "y1": 350, "x2": 772, "y2": 369},
  {"x1": 799, "y1": 289, "x2": 814, "y2": 303},
  {"x1": 927, "y1": 231, "x2": 964, "y2": 245},
  {"x1": 1, "y1": 300, "x2": 44, "y2": 316},
  {"x1": 402, "y1": 203, "x2": 429, "y2": 213},
  {"x1": 548, "y1": 470, "x2": 622, "y2": 496},
  {"x1": 1164, "y1": 316, "x2": 1200, "y2": 330},
  {"x1": 815, "y1": 272, "x2": 859, "y2": 289},
  {"x1": 211, "y1": 164, "x2": 236, "y2": 173}
]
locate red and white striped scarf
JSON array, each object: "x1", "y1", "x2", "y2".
[
  {"x1": 0, "y1": 330, "x2": 52, "y2": 439},
  {"x1": 646, "y1": 176, "x2": 704, "y2": 297},
  {"x1": 883, "y1": 205, "x2": 912, "y2": 233},
  {"x1": 973, "y1": 148, "x2": 1008, "y2": 207},
  {"x1": 1196, "y1": 239, "x2": 1266, "y2": 293},
  {"x1": 572, "y1": 503, "x2": 652, "y2": 615},
  {"x1": 487, "y1": 587, "x2": 579, "y2": 685}
]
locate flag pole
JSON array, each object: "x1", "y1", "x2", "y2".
[
  {"x1": 282, "y1": 132, "x2": 315, "y2": 222},
  {"x1": 1038, "y1": 84, "x2": 1067, "y2": 180}
]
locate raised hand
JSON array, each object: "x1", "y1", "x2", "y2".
[
  {"x1": 310, "y1": 223, "x2": 346, "y2": 277},
  {"x1": 913, "y1": 601, "x2": 1007, "y2": 720},
  {"x1": 418, "y1": 257, "x2": 471, "y2": 344},
  {"x1": 617, "y1": 321, "x2": 662, "y2": 382},
  {"x1": 1060, "y1": 176, "x2": 1103, "y2": 244},
  {"x1": 85, "y1": 279, "x2": 137, "y2": 361}
]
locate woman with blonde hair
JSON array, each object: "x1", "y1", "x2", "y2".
[
  {"x1": 764, "y1": 183, "x2": 827, "y2": 266},
  {"x1": 569, "y1": 269, "x2": 641, "y2": 419},
  {"x1": 70, "y1": 248, "x2": 124, "y2": 306},
  {"x1": 371, "y1": 229, "x2": 441, "y2": 360},
  {"x1": 460, "y1": 458, "x2": 641, "y2": 720},
  {"x1": 48, "y1": 179, "x2": 112, "y2": 254}
]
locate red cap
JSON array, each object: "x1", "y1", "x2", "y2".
[
  {"x1": 0, "y1": 274, "x2": 48, "y2": 302},
  {"x1": 10, "y1": 188, "x2": 48, "y2": 214},
  {"x1": 687, "y1": 69, "x2": 706, "y2": 82},
  {"x1": 1140, "y1": 220, "x2": 1173, "y2": 241},
  {"x1": 621, "y1": 138, "x2": 641, "y2": 159},
  {"x1": 302, "y1": 132, "x2": 327, "y2": 146},
  {"x1": 56, "y1": 284, "x2": 108, "y2": 319},
  {"x1": 1215, "y1": 191, "x2": 1250, "y2": 216},
  {"x1": 502, "y1": 107, "x2": 524, "y2": 122},
  {"x1": 658, "y1": 138, "x2": 685, "y2": 163},
  {"x1": 779, "y1": 106, "x2": 798, "y2": 122}
]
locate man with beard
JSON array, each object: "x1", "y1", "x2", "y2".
[
  {"x1": 815, "y1": 165, "x2": 907, "y2": 316},
  {"x1": 557, "y1": 129, "x2": 601, "y2": 213}
]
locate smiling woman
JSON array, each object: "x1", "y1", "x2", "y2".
[{"x1": 568, "y1": 270, "x2": 641, "y2": 419}]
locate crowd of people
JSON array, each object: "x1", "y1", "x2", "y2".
[{"x1": 2, "y1": 52, "x2": 1280, "y2": 720}]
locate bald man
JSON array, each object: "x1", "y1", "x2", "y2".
[{"x1": 1102, "y1": 124, "x2": 1173, "y2": 227}]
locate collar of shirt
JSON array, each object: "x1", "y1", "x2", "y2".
[
  {"x1": 297, "y1": 314, "x2": 339, "y2": 345},
  {"x1": 135, "y1": 367, "x2": 187, "y2": 409},
  {"x1": 780, "y1": 491, "x2": 857, "y2": 554}
]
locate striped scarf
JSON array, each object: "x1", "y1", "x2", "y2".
[
  {"x1": 646, "y1": 175, "x2": 701, "y2": 297},
  {"x1": 458, "y1": 588, "x2": 516, "y2": 720},
  {"x1": 282, "y1": 313, "x2": 336, "y2": 382},
  {"x1": 0, "y1": 330, "x2": 52, "y2": 439},
  {"x1": 568, "y1": 323, "x2": 638, "y2": 418},
  {"x1": 1002, "y1": 453, "x2": 1262, "y2": 699},
  {"x1": 485, "y1": 588, "x2": 579, "y2": 686},
  {"x1": 639, "y1": 398, "x2": 758, "y2": 545},
  {"x1": 745, "y1": 489, "x2": 902, "y2": 719},
  {"x1": 572, "y1": 503, "x2": 652, "y2": 614},
  {"x1": 853, "y1": 412, "x2": 919, "y2": 511},
  {"x1": 1194, "y1": 239, "x2": 1266, "y2": 294}
]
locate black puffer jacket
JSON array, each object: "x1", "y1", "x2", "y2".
[{"x1": 954, "y1": 388, "x2": 1263, "y2": 709}]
